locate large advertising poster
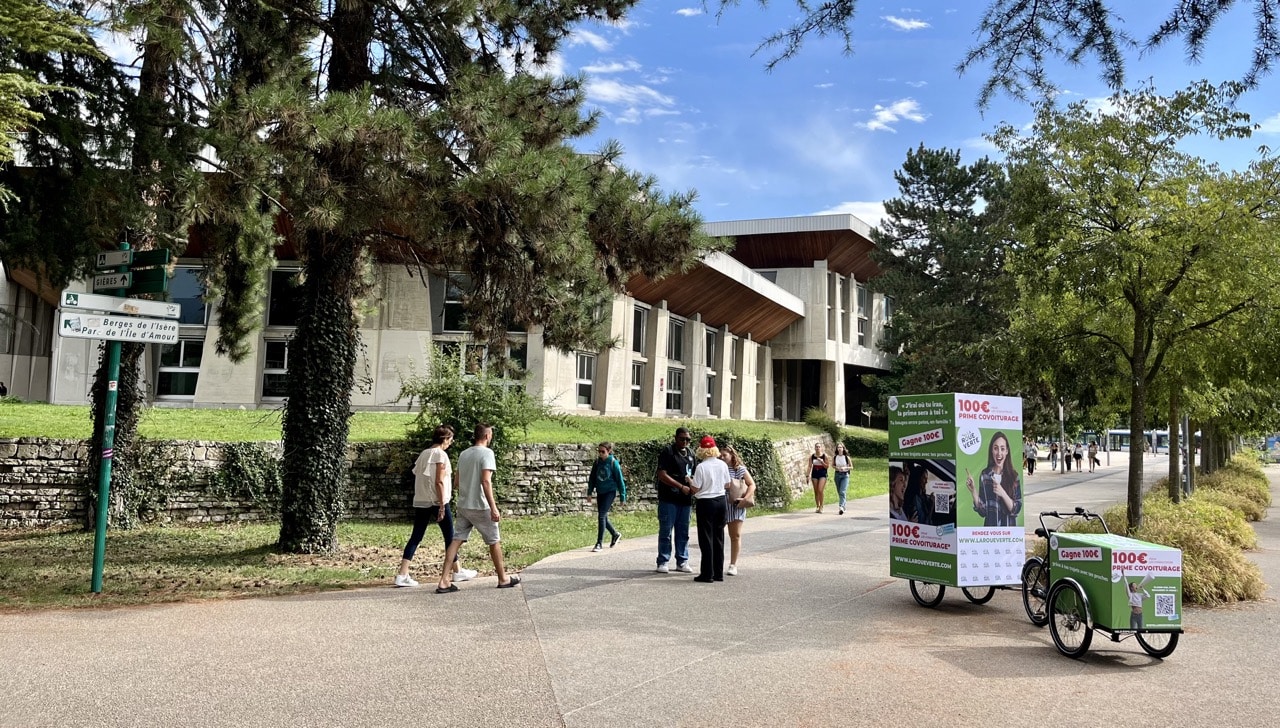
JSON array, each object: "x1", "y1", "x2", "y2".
[
  {"x1": 954, "y1": 394, "x2": 1025, "y2": 586},
  {"x1": 888, "y1": 394, "x2": 958, "y2": 584},
  {"x1": 889, "y1": 393, "x2": 1024, "y2": 587}
]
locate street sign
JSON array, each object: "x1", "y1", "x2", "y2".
[
  {"x1": 95, "y1": 250, "x2": 133, "y2": 268},
  {"x1": 92, "y1": 272, "x2": 132, "y2": 292},
  {"x1": 58, "y1": 312, "x2": 179, "y2": 344},
  {"x1": 61, "y1": 291, "x2": 181, "y2": 320},
  {"x1": 131, "y1": 249, "x2": 172, "y2": 268},
  {"x1": 127, "y1": 268, "x2": 169, "y2": 295}
]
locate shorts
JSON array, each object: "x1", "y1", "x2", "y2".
[
  {"x1": 811, "y1": 468, "x2": 828, "y2": 480},
  {"x1": 454, "y1": 507, "x2": 501, "y2": 545}
]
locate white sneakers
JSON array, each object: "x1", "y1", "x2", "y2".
[
  {"x1": 655, "y1": 563, "x2": 670, "y2": 573},
  {"x1": 454, "y1": 567, "x2": 478, "y2": 582},
  {"x1": 394, "y1": 574, "x2": 419, "y2": 588},
  {"x1": 591, "y1": 544, "x2": 603, "y2": 552},
  {"x1": 727, "y1": 564, "x2": 738, "y2": 576},
  {"x1": 676, "y1": 563, "x2": 693, "y2": 573}
]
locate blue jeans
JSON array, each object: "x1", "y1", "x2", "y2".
[
  {"x1": 834, "y1": 471, "x2": 849, "y2": 509},
  {"x1": 657, "y1": 500, "x2": 691, "y2": 566},
  {"x1": 595, "y1": 490, "x2": 620, "y2": 545}
]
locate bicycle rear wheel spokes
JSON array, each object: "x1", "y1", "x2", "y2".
[
  {"x1": 1135, "y1": 631, "x2": 1179, "y2": 658},
  {"x1": 1048, "y1": 581, "x2": 1093, "y2": 658},
  {"x1": 1021, "y1": 557, "x2": 1049, "y2": 627},
  {"x1": 962, "y1": 586, "x2": 995, "y2": 604},
  {"x1": 909, "y1": 580, "x2": 945, "y2": 608}
]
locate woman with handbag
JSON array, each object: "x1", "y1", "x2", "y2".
[{"x1": 721, "y1": 444, "x2": 756, "y2": 576}]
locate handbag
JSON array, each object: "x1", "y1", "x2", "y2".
[{"x1": 727, "y1": 477, "x2": 748, "y2": 503}]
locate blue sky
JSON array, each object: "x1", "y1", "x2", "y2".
[{"x1": 554, "y1": 1, "x2": 1280, "y2": 228}]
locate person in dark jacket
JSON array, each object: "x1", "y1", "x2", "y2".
[
  {"x1": 587, "y1": 442, "x2": 627, "y2": 552},
  {"x1": 654, "y1": 428, "x2": 696, "y2": 573}
]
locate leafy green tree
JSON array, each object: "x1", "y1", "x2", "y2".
[
  {"x1": 200, "y1": 2, "x2": 720, "y2": 553},
  {"x1": 869, "y1": 145, "x2": 1017, "y2": 395},
  {"x1": 996, "y1": 81, "x2": 1280, "y2": 530}
]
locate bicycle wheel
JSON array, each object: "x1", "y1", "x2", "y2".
[
  {"x1": 1021, "y1": 557, "x2": 1049, "y2": 627},
  {"x1": 1048, "y1": 580, "x2": 1093, "y2": 658},
  {"x1": 909, "y1": 580, "x2": 945, "y2": 608},
  {"x1": 962, "y1": 586, "x2": 996, "y2": 604},
  {"x1": 1135, "y1": 631, "x2": 1179, "y2": 659}
]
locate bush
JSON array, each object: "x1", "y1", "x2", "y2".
[
  {"x1": 1197, "y1": 456, "x2": 1272, "y2": 517},
  {"x1": 841, "y1": 427, "x2": 888, "y2": 457},
  {"x1": 399, "y1": 352, "x2": 556, "y2": 498},
  {"x1": 803, "y1": 407, "x2": 840, "y2": 443}
]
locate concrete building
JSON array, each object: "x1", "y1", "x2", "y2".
[{"x1": 3, "y1": 214, "x2": 892, "y2": 423}]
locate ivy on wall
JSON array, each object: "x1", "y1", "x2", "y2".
[
  {"x1": 85, "y1": 437, "x2": 197, "y2": 529},
  {"x1": 612, "y1": 433, "x2": 790, "y2": 508},
  {"x1": 209, "y1": 442, "x2": 283, "y2": 515}
]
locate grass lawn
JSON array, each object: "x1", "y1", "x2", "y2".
[
  {"x1": 0, "y1": 403, "x2": 836, "y2": 444},
  {"x1": 0, "y1": 458, "x2": 888, "y2": 610}
]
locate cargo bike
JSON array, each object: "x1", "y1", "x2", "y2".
[{"x1": 1020, "y1": 508, "x2": 1183, "y2": 659}]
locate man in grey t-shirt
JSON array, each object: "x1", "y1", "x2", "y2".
[{"x1": 435, "y1": 423, "x2": 521, "y2": 593}]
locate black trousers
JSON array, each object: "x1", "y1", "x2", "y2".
[{"x1": 695, "y1": 496, "x2": 727, "y2": 580}]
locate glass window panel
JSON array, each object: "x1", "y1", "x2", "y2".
[
  {"x1": 632, "y1": 307, "x2": 647, "y2": 353},
  {"x1": 170, "y1": 267, "x2": 206, "y2": 324},
  {"x1": 180, "y1": 341, "x2": 203, "y2": 368},
  {"x1": 158, "y1": 343, "x2": 181, "y2": 367},
  {"x1": 264, "y1": 340, "x2": 288, "y2": 369},
  {"x1": 157, "y1": 371, "x2": 198, "y2": 397},
  {"x1": 267, "y1": 271, "x2": 303, "y2": 327},
  {"x1": 667, "y1": 320, "x2": 683, "y2": 361},
  {"x1": 262, "y1": 372, "x2": 289, "y2": 398}
]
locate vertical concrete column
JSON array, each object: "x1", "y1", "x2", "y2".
[
  {"x1": 730, "y1": 334, "x2": 748, "y2": 420},
  {"x1": 523, "y1": 325, "x2": 548, "y2": 403},
  {"x1": 688, "y1": 314, "x2": 708, "y2": 418},
  {"x1": 755, "y1": 341, "x2": 772, "y2": 421},
  {"x1": 714, "y1": 325, "x2": 733, "y2": 418},
  {"x1": 595, "y1": 297, "x2": 629, "y2": 414},
  {"x1": 649, "y1": 302, "x2": 671, "y2": 414}
]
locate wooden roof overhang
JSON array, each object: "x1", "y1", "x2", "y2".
[
  {"x1": 625, "y1": 253, "x2": 804, "y2": 342},
  {"x1": 704, "y1": 214, "x2": 883, "y2": 282}
]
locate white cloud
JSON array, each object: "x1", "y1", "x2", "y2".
[
  {"x1": 884, "y1": 16, "x2": 930, "y2": 31},
  {"x1": 1258, "y1": 113, "x2": 1280, "y2": 134},
  {"x1": 815, "y1": 82, "x2": 835, "y2": 89},
  {"x1": 811, "y1": 201, "x2": 888, "y2": 230},
  {"x1": 963, "y1": 135, "x2": 1000, "y2": 152},
  {"x1": 581, "y1": 59, "x2": 641, "y2": 74},
  {"x1": 906, "y1": 80, "x2": 928, "y2": 88},
  {"x1": 587, "y1": 78, "x2": 675, "y2": 107},
  {"x1": 778, "y1": 118, "x2": 875, "y2": 179},
  {"x1": 571, "y1": 29, "x2": 612, "y2": 52},
  {"x1": 676, "y1": 8, "x2": 703, "y2": 16},
  {"x1": 859, "y1": 98, "x2": 927, "y2": 132}
]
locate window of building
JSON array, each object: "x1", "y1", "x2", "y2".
[
  {"x1": 442, "y1": 275, "x2": 470, "y2": 332},
  {"x1": 170, "y1": 267, "x2": 207, "y2": 325},
  {"x1": 758, "y1": 270, "x2": 778, "y2": 283},
  {"x1": 705, "y1": 329, "x2": 716, "y2": 367},
  {"x1": 267, "y1": 270, "x2": 303, "y2": 327},
  {"x1": 630, "y1": 361, "x2": 644, "y2": 408},
  {"x1": 729, "y1": 339, "x2": 738, "y2": 374},
  {"x1": 262, "y1": 339, "x2": 290, "y2": 398},
  {"x1": 632, "y1": 305, "x2": 648, "y2": 354},
  {"x1": 885, "y1": 295, "x2": 895, "y2": 323},
  {"x1": 156, "y1": 339, "x2": 203, "y2": 398},
  {"x1": 575, "y1": 353, "x2": 596, "y2": 406},
  {"x1": 706, "y1": 373, "x2": 715, "y2": 411},
  {"x1": 857, "y1": 284, "x2": 869, "y2": 347},
  {"x1": 667, "y1": 319, "x2": 684, "y2": 362},
  {"x1": 665, "y1": 367, "x2": 684, "y2": 412}
]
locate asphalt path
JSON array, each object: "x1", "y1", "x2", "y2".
[{"x1": 3, "y1": 452, "x2": 1277, "y2": 727}]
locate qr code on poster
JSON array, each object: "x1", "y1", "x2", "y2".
[
  {"x1": 1155, "y1": 594, "x2": 1177, "y2": 618},
  {"x1": 933, "y1": 493, "x2": 950, "y2": 514}
]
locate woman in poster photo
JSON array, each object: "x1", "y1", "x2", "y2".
[
  {"x1": 889, "y1": 465, "x2": 908, "y2": 520},
  {"x1": 965, "y1": 432, "x2": 1022, "y2": 526}
]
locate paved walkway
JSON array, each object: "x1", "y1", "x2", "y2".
[{"x1": 3, "y1": 453, "x2": 1277, "y2": 727}]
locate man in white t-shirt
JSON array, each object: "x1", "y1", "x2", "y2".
[
  {"x1": 435, "y1": 424, "x2": 521, "y2": 593},
  {"x1": 393, "y1": 424, "x2": 477, "y2": 587}
]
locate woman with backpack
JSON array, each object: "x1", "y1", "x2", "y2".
[{"x1": 587, "y1": 442, "x2": 627, "y2": 552}]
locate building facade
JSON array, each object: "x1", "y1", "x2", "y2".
[{"x1": 4, "y1": 214, "x2": 892, "y2": 423}]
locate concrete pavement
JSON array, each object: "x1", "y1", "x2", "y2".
[{"x1": 3, "y1": 452, "x2": 1277, "y2": 727}]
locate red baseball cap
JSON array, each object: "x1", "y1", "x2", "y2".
[{"x1": 699, "y1": 436, "x2": 716, "y2": 448}]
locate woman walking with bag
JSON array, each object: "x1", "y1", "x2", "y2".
[
  {"x1": 586, "y1": 442, "x2": 627, "y2": 552},
  {"x1": 721, "y1": 444, "x2": 756, "y2": 576},
  {"x1": 832, "y1": 443, "x2": 853, "y2": 515}
]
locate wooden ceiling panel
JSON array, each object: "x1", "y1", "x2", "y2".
[
  {"x1": 727, "y1": 229, "x2": 882, "y2": 281},
  {"x1": 627, "y1": 268, "x2": 802, "y2": 342}
]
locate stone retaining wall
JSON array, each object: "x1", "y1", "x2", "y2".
[{"x1": 0, "y1": 434, "x2": 831, "y2": 528}]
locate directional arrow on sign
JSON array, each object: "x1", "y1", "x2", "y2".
[
  {"x1": 92, "y1": 272, "x2": 132, "y2": 292},
  {"x1": 61, "y1": 291, "x2": 181, "y2": 319}
]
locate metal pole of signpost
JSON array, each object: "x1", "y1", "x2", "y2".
[{"x1": 91, "y1": 242, "x2": 128, "y2": 594}]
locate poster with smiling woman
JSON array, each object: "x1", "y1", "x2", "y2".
[{"x1": 889, "y1": 393, "x2": 1024, "y2": 588}]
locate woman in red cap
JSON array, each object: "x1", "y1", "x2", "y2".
[{"x1": 689, "y1": 435, "x2": 731, "y2": 582}]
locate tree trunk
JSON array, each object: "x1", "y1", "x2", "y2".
[
  {"x1": 1167, "y1": 388, "x2": 1180, "y2": 503},
  {"x1": 277, "y1": 236, "x2": 361, "y2": 552},
  {"x1": 1126, "y1": 313, "x2": 1148, "y2": 533},
  {"x1": 1186, "y1": 418, "x2": 1197, "y2": 493}
]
